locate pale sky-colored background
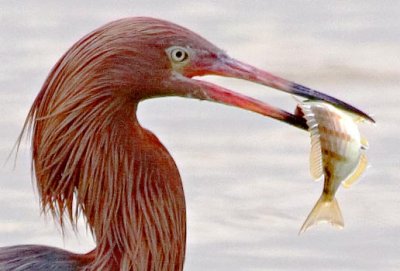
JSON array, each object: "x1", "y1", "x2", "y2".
[{"x1": 1, "y1": 1, "x2": 399, "y2": 270}]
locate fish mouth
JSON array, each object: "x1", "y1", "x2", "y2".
[{"x1": 170, "y1": 54, "x2": 374, "y2": 130}]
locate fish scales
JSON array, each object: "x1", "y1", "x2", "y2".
[{"x1": 298, "y1": 100, "x2": 369, "y2": 234}]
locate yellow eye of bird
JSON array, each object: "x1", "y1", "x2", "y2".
[{"x1": 170, "y1": 47, "x2": 189, "y2": 63}]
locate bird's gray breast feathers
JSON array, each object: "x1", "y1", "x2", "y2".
[{"x1": 0, "y1": 245, "x2": 81, "y2": 271}]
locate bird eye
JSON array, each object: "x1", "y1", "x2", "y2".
[{"x1": 169, "y1": 47, "x2": 189, "y2": 63}]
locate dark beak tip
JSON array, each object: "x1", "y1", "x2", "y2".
[
  {"x1": 290, "y1": 83, "x2": 375, "y2": 123},
  {"x1": 367, "y1": 115, "x2": 376, "y2": 123}
]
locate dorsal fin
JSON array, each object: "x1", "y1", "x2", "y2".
[
  {"x1": 309, "y1": 133, "x2": 323, "y2": 180},
  {"x1": 342, "y1": 153, "x2": 368, "y2": 188},
  {"x1": 300, "y1": 102, "x2": 324, "y2": 180}
]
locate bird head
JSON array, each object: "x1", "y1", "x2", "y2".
[
  {"x1": 120, "y1": 17, "x2": 372, "y2": 128},
  {"x1": 40, "y1": 17, "x2": 374, "y2": 131}
]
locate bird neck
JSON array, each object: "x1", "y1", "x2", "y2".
[
  {"x1": 28, "y1": 94, "x2": 186, "y2": 270},
  {"x1": 86, "y1": 104, "x2": 187, "y2": 270}
]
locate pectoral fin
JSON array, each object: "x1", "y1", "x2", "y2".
[
  {"x1": 361, "y1": 137, "x2": 369, "y2": 150},
  {"x1": 342, "y1": 153, "x2": 368, "y2": 188}
]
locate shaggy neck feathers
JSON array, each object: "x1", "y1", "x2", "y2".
[{"x1": 22, "y1": 18, "x2": 188, "y2": 270}]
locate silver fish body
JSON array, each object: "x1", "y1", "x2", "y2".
[{"x1": 299, "y1": 101, "x2": 369, "y2": 234}]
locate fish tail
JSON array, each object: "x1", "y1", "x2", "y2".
[{"x1": 299, "y1": 195, "x2": 344, "y2": 234}]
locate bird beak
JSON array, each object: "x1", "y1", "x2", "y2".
[{"x1": 175, "y1": 54, "x2": 374, "y2": 130}]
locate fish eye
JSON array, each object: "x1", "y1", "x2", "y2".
[{"x1": 168, "y1": 47, "x2": 189, "y2": 63}]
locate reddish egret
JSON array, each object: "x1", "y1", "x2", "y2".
[{"x1": 0, "y1": 17, "x2": 372, "y2": 270}]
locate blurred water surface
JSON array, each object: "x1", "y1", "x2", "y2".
[{"x1": 0, "y1": 1, "x2": 399, "y2": 270}]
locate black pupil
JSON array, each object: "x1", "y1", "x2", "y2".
[{"x1": 175, "y1": 51, "x2": 183, "y2": 59}]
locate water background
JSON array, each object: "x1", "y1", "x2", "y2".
[{"x1": 1, "y1": 1, "x2": 399, "y2": 270}]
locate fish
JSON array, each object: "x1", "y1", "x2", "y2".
[{"x1": 297, "y1": 100, "x2": 369, "y2": 234}]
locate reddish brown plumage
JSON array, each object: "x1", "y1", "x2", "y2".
[
  {"x1": 24, "y1": 18, "x2": 195, "y2": 270},
  {"x1": 0, "y1": 16, "x2": 372, "y2": 271}
]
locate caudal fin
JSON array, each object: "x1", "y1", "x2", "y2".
[{"x1": 299, "y1": 196, "x2": 344, "y2": 234}]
